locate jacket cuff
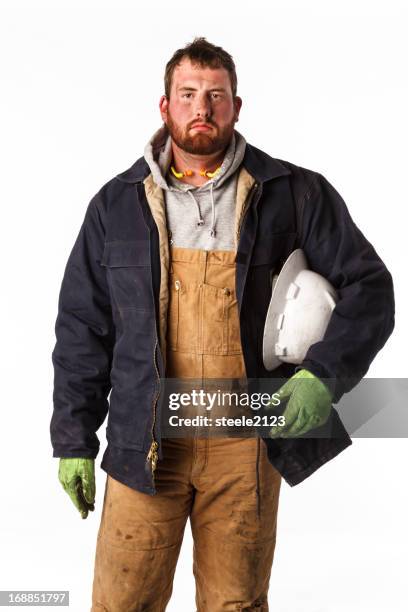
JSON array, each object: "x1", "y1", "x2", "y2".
[
  {"x1": 52, "y1": 448, "x2": 98, "y2": 459},
  {"x1": 294, "y1": 362, "x2": 339, "y2": 402}
]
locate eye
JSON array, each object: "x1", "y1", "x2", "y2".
[{"x1": 182, "y1": 93, "x2": 193, "y2": 99}]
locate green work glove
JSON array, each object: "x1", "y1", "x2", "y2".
[
  {"x1": 58, "y1": 458, "x2": 95, "y2": 519},
  {"x1": 268, "y1": 369, "x2": 333, "y2": 438}
]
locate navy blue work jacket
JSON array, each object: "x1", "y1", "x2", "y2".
[{"x1": 50, "y1": 142, "x2": 395, "y2": 494}]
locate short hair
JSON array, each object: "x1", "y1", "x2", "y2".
[{"x1": 164, "y1": 37, "x2": 238, "y2": 98}]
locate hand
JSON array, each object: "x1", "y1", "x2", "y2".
[
  {"x1": 58, "y1": 458, "x2": 95, "y2": 519},
  {"x1": 268, "y1": 369, "x2": 332, "y2": 438}
]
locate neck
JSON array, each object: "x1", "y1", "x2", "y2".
[{"x1": 170, "y1": 141, "x2": 227, "y2": 187}]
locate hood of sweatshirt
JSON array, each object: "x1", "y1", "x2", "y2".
[{"x1": 143, "y1": 123, "x2": 247, "y2": 238}]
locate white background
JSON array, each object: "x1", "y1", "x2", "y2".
[{"x1": 1, "y1": 0, "x2": 407, "y2": 610}]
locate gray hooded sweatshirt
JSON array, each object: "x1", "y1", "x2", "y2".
[{"x1": 144, "y1": 124, "x2": 247, "y2": 251}]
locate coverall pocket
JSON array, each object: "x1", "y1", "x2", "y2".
[
  {"x1": 168, "y1": 277, "x2": 199, "y2": 351},
  {"x1": 224, "y1": 289, "x2": 242, "y2": 353},
  {"x1": 202, "y1": 283, "x2": 241, "y2": 354}
]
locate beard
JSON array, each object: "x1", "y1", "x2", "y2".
[{"x1": 165, "y1": 110, "x2": 235, "y2": 155}]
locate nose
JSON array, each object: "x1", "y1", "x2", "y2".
[{"x1": 194, "y1": 92, "x2": 212, "y2": 120}]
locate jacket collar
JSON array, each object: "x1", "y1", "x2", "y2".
[
  {"x1": 241, "y1": 142, "x2": 291, "y2": 183},
  {"x1": 115, "y1": 141, "x2": 291, "y2": 185}
]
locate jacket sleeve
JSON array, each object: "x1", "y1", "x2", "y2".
[
  {"x1": 296, "y1": 173, "x2": 395, "y2": 403},
  {"x1": 50, "y1": 192, "x2": 114, "y2": 458}
]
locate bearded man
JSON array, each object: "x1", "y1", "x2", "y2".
[{"x1": 51, "y1": 37, "x2": 395, "y2": 611}]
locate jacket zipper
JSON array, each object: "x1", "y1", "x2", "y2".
[{"x1": 146, "y1": 336, "x2": 160, "y2": 481}]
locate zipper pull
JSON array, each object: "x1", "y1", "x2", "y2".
[{"x1": 147, "y1": 440, "x2": 159, "y2": 472}]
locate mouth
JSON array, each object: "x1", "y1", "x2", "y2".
[{"x1": 191, "y1": 123, "x2": 213, "y2": 131}]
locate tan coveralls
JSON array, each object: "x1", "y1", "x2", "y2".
[{"x1": 91, "y1": 244, "x2": 282, "y2": 612}]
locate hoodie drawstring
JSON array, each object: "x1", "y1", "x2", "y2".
[
  {"x1": 186, "y1": 190, "x2": 204, "y2": 227},
  {"x1": 186, "y1": 182, "x2": 217, "y2": 238},
  {"x1": 209, "y1": 183, "x2": 216, "y2": 238}
]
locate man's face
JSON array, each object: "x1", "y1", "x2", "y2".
[{"x1": 159, "y1": 58, "x2": 242, "y2": 155}]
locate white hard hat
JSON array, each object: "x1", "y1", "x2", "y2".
[{"x1": 263, "y1": 249, "x2": 338, "y2": 371}]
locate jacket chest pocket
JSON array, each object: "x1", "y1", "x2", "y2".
[
  {"x1": 168, "y1": 278, "x2": 242, "y2": 355},
  {"x1": 250, "y1": 232, "x2": 297, "y2": 268},
  {"x1": 100, "y1": 241, "x2": 154, "y2": 311},
  {"x1": 248, "y1": 232, "x2": 297, "y2": 305}
]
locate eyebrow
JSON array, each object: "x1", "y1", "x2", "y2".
[{"x1": 177, "y1": 86, "x2": 227, "y2": 93}]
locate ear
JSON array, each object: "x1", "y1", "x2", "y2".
[
  {"x1": 234, "y1": 96, "x2": 243, "y2": 122},
  {"x1": 159, "y1": 95, "x2": 169, "y2": 123}
]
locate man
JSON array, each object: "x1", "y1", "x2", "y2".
[{"x1": 51, "y1": 38, "x2": 395, "y2": 611}]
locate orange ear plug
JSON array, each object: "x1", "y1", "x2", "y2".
[
  {"x1": 171, "y1": 165, "x2": 222, "y2": 180},
  {"x1": 170, "y1": 166, "x2": 184, "y2": 179},
  {"x1": 206, "y1": 167, "x2": 221, "y2": 178}
]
